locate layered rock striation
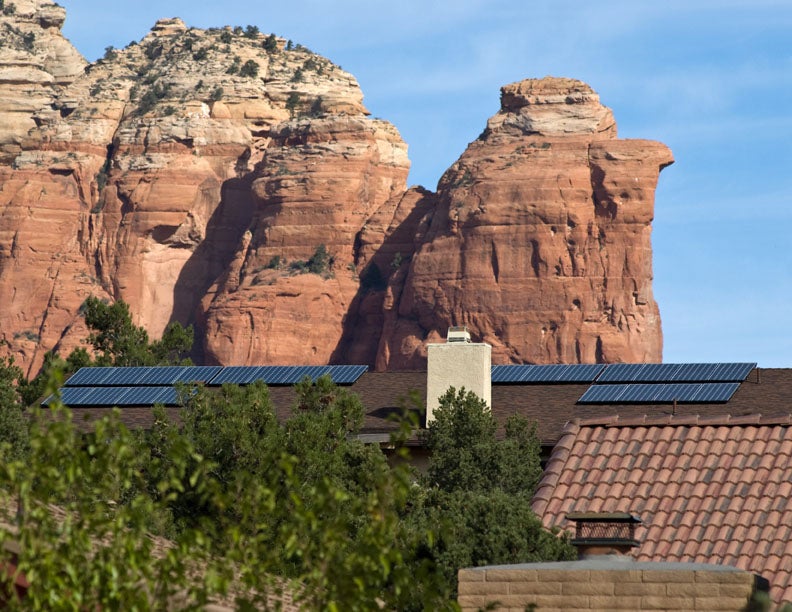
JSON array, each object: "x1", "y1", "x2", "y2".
[
  {"x1": 0, "y1": 3, "x2": 673, "y2": 375},
  {"x1": 370, "y1": 78, "x2": 673, "y2": 368}
]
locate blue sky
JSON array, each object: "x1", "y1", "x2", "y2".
[{"x1": 61, "y1": 1, "x2": 792, "y2": 367}]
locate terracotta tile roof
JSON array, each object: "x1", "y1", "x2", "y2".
[{"x1": 532, "y1": 415, "x2": 792, "y2": 605}]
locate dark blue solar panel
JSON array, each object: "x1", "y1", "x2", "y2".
[
  {"x1": 578, "y1": 384, "x2": 630, "y2": 403},
  {"x1": 64, "y1": 367, "x2": 116, "y2": 386},
  {"x1": 100, "y1": 367, "x2": 154, "y2": 386},
  {"x1": 143, "y1": 366, "x2": 223, "y2": 385},
  {"x1": 490, "y1": 364, "x2": 605, "y2": 384},
  {"x1": 208, "y1": 366, "x2": 266, "y2": 385},
  {"x1": 670, "y1": 363, "x2": 755, "y2": 382},
  {"x1": 139, "y1": 366, "x2": 183, "y2": 385},
  {"x1": 50, "y1": 386, "x2": 101, "y2": 405},
  {"x1": 209, "y1": 365, "x2": 368, "y2": 386},
  {"x1": 691, "y1": 382, "x2": 740, "y2": 402},
  {"x1": 45, "y1": 385, "x2": 184, "y2": 407},
  {"x1": 598, "y1": 363, "x2": 756, "y2": 384},
  {"x1": 328, "y1": 365, "x2": 368, "y2": 384},
  {"x1": 578, "y1": 382, "x2": 741, "y2": 404},
  {"x1": 120, "y1": 386, "x2": 180, "y2": 405},
  {"x1": 174, "y1": 366, "x2": 223, "y2": 384}
]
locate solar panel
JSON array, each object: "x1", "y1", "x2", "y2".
[
  {"x1": 48, "y1": 386, "x2": 104, "y2": 405},
  {"x1": 578, "y1": 382, "x2": 741, "y2": 404},
  {"x1": 144, "y1": 366, "x2": 223, "y2": 385},
  {"x1": 100, "y1": 367, "x2": 154, "y2": 386},
  {"x1": 208, "y1": 365, "x2": 368, "y2": 386},
  {"x1": 327, "y1": 365, "x2": 368, "y2": 384},
  {"x1": 120, "y1": 386, "x2": 180, "y2": 405},
  {"x1": 490, "y1": 364, "x2": 606, "y2": 384},
  {"x1": 577, "y1": 384, "x2": 630, "y2": 403},
  {"x1": 64, "y1": 367, "x2": 116, "y2": 386},
  {"x1": 597, "y1": 363, "x2": 756, "y2": 383},
  {"x1": 208, "y1": 366, "x2": 266, "y2": 385},
  {"x1": 46, "y1": 386, "x2": 183, "y2": 407},
  {"x1": 691, "y1": 382, "x2": 740, "y2": 402}
]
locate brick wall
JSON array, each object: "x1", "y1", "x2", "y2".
[{"x1": 458, "y1": 564, "x2": 758, "y2": 611}]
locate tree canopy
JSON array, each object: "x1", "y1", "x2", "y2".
[
  {"x1": 0, "y1": 303, "x2": 574, "y2": 609},
  {"x1": 406, "y1": 388, "x2": 576, "y2": 596}
]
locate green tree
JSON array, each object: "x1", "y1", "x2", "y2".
[
  {"x1": 262, "y1": 33, "x2": 278, "y2": 52},
  {"x1": 0, "y1": 372, "x2": 452, "y2": 610},
  {"x1": 79, "y1": 296, "x2": 193, "y2": 367},
  {"x1": 285, "y1": 91, "x2": 300, "y2": 117},
  {"x1": 0, "y1": 357, "x2": 29, "y2": 460},
  {"x1": 0, "y1": 394, "x2": 224, "y2": 609},
  {"x1": 425, "y1": 388, "x2": 542, "y2": 495},
  {"x1": 409, "y1": 387, "x2": 575, "y2": 597},
  {"x1": 307, "y1": 243, "x2": 331, "y2": 274},
  {"x1": 239, "y1": 59, "x2": 259, "y2": 78}
]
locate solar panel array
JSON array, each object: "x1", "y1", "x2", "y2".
[
  {"x1": 491, "y1": 364, "x2": 606, "y2": 383},
  {"x1": 46, "y1": 386, "x2": 183, "y2": 407},
  {"x1": 46, "y1": 364, "x2": 370, "y2": 408},
  {"x1": 576, "y1": 362, "x2": 755, "y2": 405},
  {"x1": 207, "y1": 365, "x2": 368, "y2": 386},
  {"x1": 63, "y1": 364, "x2": 368, "y2": 388},
  {"x1": 595, "y1": 362, "x2": 756, "y2": 384},
  {"x1": 578, "y1": 382, "x2": 741, "y2": 404},
  {"x1": 64, "y1": 366, "x2": 223, "y2": 387}
]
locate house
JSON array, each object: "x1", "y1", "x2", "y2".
[{"x1": 41, "y1": 332, "x2": 792, "y2": 604}]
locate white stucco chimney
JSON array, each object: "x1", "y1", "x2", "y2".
[{"x1": 426, "y1": 327, "x2": 492, "y2": 424}]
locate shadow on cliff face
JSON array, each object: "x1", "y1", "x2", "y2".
[
  {"x1": 170, "y1": 175, "x2": 255, "y2": 364},
  {"x1": 329, "y1": 189, "x2": 437, "y2": 367}
]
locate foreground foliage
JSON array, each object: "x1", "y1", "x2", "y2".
[{"x1": 0, "y1": 298, "x2": 574, "y2": 609}]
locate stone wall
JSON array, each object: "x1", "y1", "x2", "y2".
[{"x1": 458, "y1": 561, "x2": 759, "y2": 612}]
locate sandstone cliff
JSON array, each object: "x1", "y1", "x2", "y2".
[
  {"x1": 367, "y1": 79, "x2": 673, "y2": 368},
  {"x1": 0, "y1": 3, "x2": 672, "y2": 375}
]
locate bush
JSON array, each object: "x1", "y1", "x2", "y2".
[
  {"x1": 239, "y1": 59, "x2": 259, "y2": 78},
  {"x1": 307, "y1": 244, "x2": 331, "y2": 274},
  {"x1": 244, "y1": 25, "x2": 259, "y2": 39},
  {"x1": 285, "y1": 91, "x2": 300, "y2": 117},
  {"x1": 263, "y1": 33, "x2": 278, "y2": 52}
]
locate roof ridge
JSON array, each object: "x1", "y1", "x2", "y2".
[{"x1": 576, "y1": 414, "x2": 792, "y2": 428}]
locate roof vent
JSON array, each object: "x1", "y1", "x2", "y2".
[
  {"x1": 447, "y1": 326, "x2": 471, "y2": 343},
  {"x1": 566, "y1": 512, "x2": 641, "y2": 559}
]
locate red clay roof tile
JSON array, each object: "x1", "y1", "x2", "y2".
[{"x1": 535, "y1": 420, "x2": 792, "y2": 605}]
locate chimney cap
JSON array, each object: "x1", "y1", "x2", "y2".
[
  {"x1": 567, "y1": 512, "x2": 641, "y2": 524},
  {"x1": 567, "y1": 512, "x2": 641, "y2": 557},
  {"x1": 447, "y1": 326, "x2": 472, "y2": 343}
]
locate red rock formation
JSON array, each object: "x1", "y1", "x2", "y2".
[
  {"x1": 374, "y1": 78, "x2": 673, "y2": 368},
  {"x1": 200, "y1": 115, "x2": 410, "y2": 365},
  {"x1": 0, "y1": 4, "x2": 672, "y2": 375}
]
